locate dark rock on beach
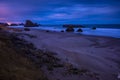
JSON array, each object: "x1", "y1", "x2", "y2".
[
  {"x1": 61, "y1": 30, "x2": 64, "y2": 32},
  {"x1": 65, "y1": 26, "x2": 74, "y2": 32},
  {"x1": 24, "y1": 20, "x2": 39, "y2": 27},
  {"x1": 92, "y1": 27, "x2": 96, "y2": 30},
  {"x1": 77, "y1": 28, "x2": 83, "y2": 32},
  {"x1": 46, "y1": 30, "x2": 50, "y2": 32},
  {"x1": 24, "y1": 28, "x2": 30, "y2": 31},
  {"x1": 63, "y1": 24, "x2": 84, "y2": 28}
]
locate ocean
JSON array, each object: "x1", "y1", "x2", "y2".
[{"x1": 9, "y1": 24, "x2": 120, "y2": 38}]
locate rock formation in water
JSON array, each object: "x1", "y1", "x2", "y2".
[
  {"x1": 65, "y1": 26, "x2": 74, "y2": 32},
  {"x1": 77, "y1": 28, "x2": 83, "y2": 32},
  {"x1": 24, "y1": 20, "x2": 39, "y2": 27},
  {"x1": 92, "y1": 27, "x2": 96, "y2": 30},
  {"x1": 63, "y1": 24, "x2": 84, "y2": 28}
]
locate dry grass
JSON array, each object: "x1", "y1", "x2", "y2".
[{"x1": 0, "y1": 32, "x2": 48, "y2": 80}]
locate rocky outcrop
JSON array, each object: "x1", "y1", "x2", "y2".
[
  {"x1": 92, "y1": 27, "x2": 96, "y2": 30},
  {"x1": 77, "y1": 28, "x2": 83, "y2": 32},
  {"x1": 61, "y1": 30, "x2": 64, "y2": 32},
  {"x1": 65, "y1": 26, "x2": 74, "y2": 32},
  {"x1": 24, "y1": 20, "x2": 39, "y2": 27},
  {"x1": 63, "y1": 24, "x2": 84, "y2": 28},
  {"x1": 0, "y1": 23, "x2": 8, "y2": 26}
]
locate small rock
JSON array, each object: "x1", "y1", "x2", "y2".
[
  {"x1": 77, "y1": 28, "x2": 83, "y2": 32},
  {"x1": 92, "y1": 27, "x2": 96, "y2": 30},
  {"x1": 65, "y1": 26, "x2": 74, "y2": 32},
  {"x1": 24, "y1": 28, "x2": 30, "y2": 31},
  {"x1": 46, "y1": 30, "x2": 49, "y2": 32},
  {"x1": 61, "y1": 30, "x2": 64, "y2": 32}
]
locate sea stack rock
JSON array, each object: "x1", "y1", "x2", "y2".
[
  {"x1": 92, "y1": 27, "x2": 96, "y2": 30},
  {"x1": 66, "y1": 26, "x2": 74, "y2": 32},
  {"x1": 77, "y1": 28, "x2": 83, "y2": 32},
  {"x1": 24, "y1": 20, "x2": 39, "y2": 27}
]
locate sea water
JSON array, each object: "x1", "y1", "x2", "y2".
[{"x1": 9, "y1": 25, "x2": 120, "y2": 38}]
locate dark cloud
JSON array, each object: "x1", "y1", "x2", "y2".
[{"x1": 0, "y1": 0, "x2": 120, "y2": 24}]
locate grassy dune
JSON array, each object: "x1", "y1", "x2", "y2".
[{"x1": 0, "y1": 31, "x2": 48, "y2": 80}]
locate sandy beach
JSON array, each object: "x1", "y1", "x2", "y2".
[
  {"x1": 0, "y1": 26, "x2": 120, "y2": 80},
  {"x1": 16, "y1": 29, "x2": 120, "y2": 80},
  {"x1": 0, "y1": 0, "x2": 120, "y2": 79}
]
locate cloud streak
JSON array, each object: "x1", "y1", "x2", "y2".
[{"x1": 0, "y1": 0, "x2": 120, "y2": 24}]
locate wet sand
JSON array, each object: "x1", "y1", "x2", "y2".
[{"x1": 17, "y1": 29, "x2": 120, "y2": 80}]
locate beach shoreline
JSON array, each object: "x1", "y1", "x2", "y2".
[
  {"x1": 17, "y1": 29, "x2": 120, "y2": 80},
  {"x1": 8, "y1": 25, "x2": 120, "y2": 38},
  {"x1": 0, "y1": 27, "x2": 120, "y2": 80}
]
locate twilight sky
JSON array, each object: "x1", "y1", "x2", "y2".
[{"x1": 0, "y1": 0, "x2": 120, "y2": 24}]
